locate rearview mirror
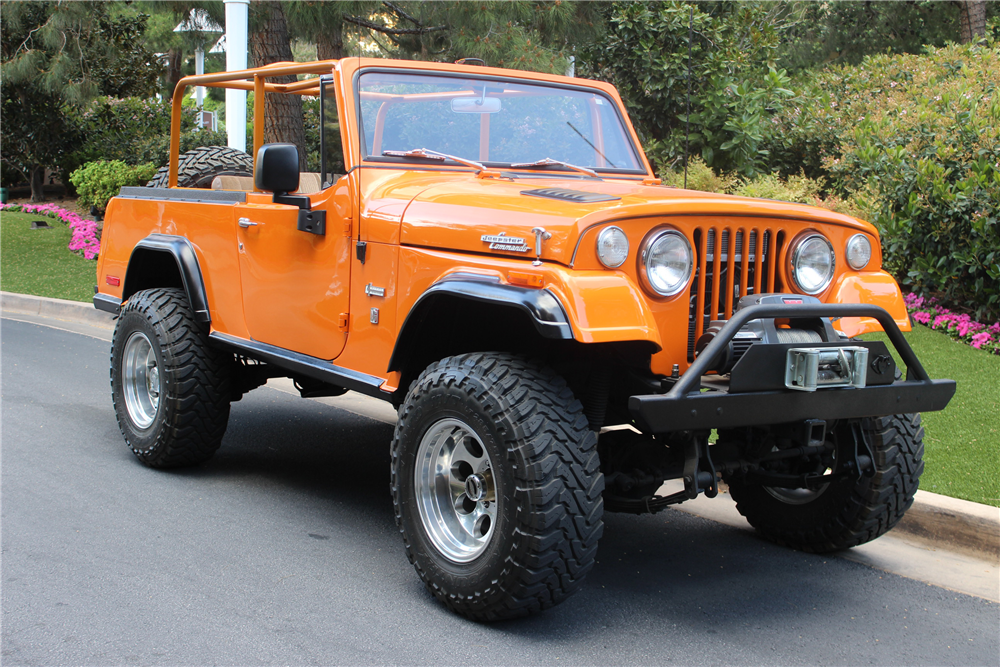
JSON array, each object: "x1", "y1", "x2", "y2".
[{"x1": 451, "y1": 97, "x2": 501, "y2": 114}]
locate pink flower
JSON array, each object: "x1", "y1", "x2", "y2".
[
  {"x1": 912, "y1": 311, "x2": 931, "y2": 324},
  {"x1": 971, "y1": 332, "x2": 992, "y2": 349}
]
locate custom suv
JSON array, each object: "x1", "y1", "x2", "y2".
[{"x1": 95, "y1": 58, "x2": 955, "y2": 621}]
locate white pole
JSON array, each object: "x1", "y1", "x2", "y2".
[
  {"x1": 224, "y1": 0, "x2": 249, "y2": 152},
  {"x1": 195, "y1": 46, "x2": 205, "y2": 109}
]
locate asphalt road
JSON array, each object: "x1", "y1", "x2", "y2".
[{"x1": 2, "y1": 317, "x2": 997, "y2": 666}]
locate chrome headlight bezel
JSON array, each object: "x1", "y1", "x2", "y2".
[
  {"x1": 596, "y1": 226, "x2": 629, "y2": 269},
  {"x1": 790, "y1": 233, "x2": 836, "y2": 295},
  {"x1": 845, "y1": 233, "x2": 872, "y2": 270},
  {"x1": 639, "y1": 228, "x2": 694, "y2": 298}
]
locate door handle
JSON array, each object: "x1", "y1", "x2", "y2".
[{"x1": 238, "y1": 217, "x2": 258, "y2": 228}]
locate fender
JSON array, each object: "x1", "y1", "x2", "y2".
[
  {"x1": 387, "y1": 274, "x2": 573, "y2": 373},
  {"x1": 120, "y1": 234, "x2": 211, "y2": 323}
]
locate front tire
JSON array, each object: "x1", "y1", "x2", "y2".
[
  {"x1": 727, "y1": 414, "x2": 924, "y2": 553},
  {"x1": 111, "y1": 288, "x2": 231, "y2": 468},
  {"x1": 391, "y1": 353, "x2": 604, "y2": 621}
]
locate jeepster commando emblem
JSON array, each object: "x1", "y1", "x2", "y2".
[{"x1": 481, "y1": 232, "x2": 530, "y2": 253}]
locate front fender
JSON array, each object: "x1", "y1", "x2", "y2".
[{"x1": 829, "y1": 270, "x2": 910, "y2": 338}]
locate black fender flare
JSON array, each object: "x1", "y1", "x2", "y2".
[
  {"x1": 122, "y1": 234, "x2": 211, "y2": 324},
  {"x1": 387, "y1": 274, "x2": 574, "y2": 373}
]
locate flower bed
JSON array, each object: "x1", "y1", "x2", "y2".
[
  {"x1": 905, "y1": 293, "x2": 1000, "y2": 355},
  {"x1": 0, "y1": 203, "x2": 100, "y2": 260}
]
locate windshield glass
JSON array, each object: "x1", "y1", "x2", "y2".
[{"x1": 357, "y1": 71, "x2": 644, "y2": 172}]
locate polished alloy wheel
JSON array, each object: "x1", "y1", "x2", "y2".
[
  {"x1": 122, "y1": 331, "x2": 160, "y2": 429},
  {"x1": 415, "y1": 418, "x2": 497, "y2": 562}
]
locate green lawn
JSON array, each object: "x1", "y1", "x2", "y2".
[
  {"x1": 864, "y1": 325, "x2": 1000, "y2": 507},
  {"x1": 1, "y1": 210, "x2": 97, "y2": 302}
]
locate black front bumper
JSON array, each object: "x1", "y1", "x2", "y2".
[{"x1": 628, "y1": 303, "x2": 957, "y2": 433}]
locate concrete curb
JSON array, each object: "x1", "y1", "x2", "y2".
[
  {"x1": 3, "y1": 291, "x2": 998, "y2": 563},
  {"x1": 2, "y1": 291, "x2": 114, "y2": 329}
]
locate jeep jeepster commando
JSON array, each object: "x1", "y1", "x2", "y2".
[{"x1": 94, "y1": 58, "x2": 956, "y2": 621}]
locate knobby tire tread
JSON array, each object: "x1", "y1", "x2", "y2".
[
  {"x1": 391, "y1": 353, "x2": 604, "y2": 621},
  {"x1": 111, "y1": 288, "x2": 231, "y2": 468},
  {"x1": 729, "y1": 413, "x2": 924, "y2": 553},
  {"x1": 146, "y1": 146, "x2": 253, "y2": 189}
]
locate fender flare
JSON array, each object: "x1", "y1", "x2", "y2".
[
  {"x1": 122, "y1": 234, "x2": 211, "y2": 324},
  {"x1": 387, "y1": 274, "x2": 573, "y2": 373}
]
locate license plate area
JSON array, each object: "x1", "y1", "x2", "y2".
[{"x1": 785, "y1": 346, "x2": 869, "y2": 392}]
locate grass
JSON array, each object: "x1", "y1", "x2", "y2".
[
  {"x1": 864, "y1": 326, "x2": 1000, "y2": 507},
  {"x1": 1, "y1": 210, "x2": 97, "y2": 302}
]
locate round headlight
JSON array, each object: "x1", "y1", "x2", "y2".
[
  {"x1": 640, "y1": 229, "x2": 693, "y2": 297},
  {"x1": 846, "y1": 234, "x2": 872, "y2": 270},
  {"x1": 596, "y1": 226, "x2": 629, "y2": 268},
  {"x1": 791, "y1": 233, "x2": 835, "y2": 295}
]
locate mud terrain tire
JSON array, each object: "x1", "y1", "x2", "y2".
[
  {"x1": 391, "y1": 353, "x2": 604, "y2": 621},
  {"x1": 111, "y1": 288, "x2": 231, "y2": 468},
  {"x1": 146, "y1": 145, "x2": 253, "y2": 189},
  {"x1": 727, "y1": 414, "x2": 924, "y2": 553}
]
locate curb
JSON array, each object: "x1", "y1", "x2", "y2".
[
  {"x1": 2, "y1": 291, "x2": 114, "y2": 329},
  {"x1": 3, "y1": 291, "x2": 998, "y2": 562}
]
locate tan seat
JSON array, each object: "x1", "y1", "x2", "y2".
[
  {"x1": 211, "y1": 173, "x2": 325, "y2": 194},
  {"x1": 297, "y1": 172, "x2": 323, "y2": 194},
  {"x1": 211, "y1": 175, "x2": 254, "y2": 191}
]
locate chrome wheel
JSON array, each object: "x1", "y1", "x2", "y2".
[
  {"x1": 122, "y1": 331, "x2": 160, "y2": 429},
  {"x1": 415, "y1": 418, "x2": 497, "y2": 563}
]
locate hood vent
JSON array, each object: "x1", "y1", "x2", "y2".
[{"x1": 520, "y1": 188, "x2": 621, "y2": 204}]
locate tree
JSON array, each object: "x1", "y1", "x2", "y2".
[
  {"x1": 583, "y1": 1, "x2": 796, "y2": 177},
  {"x1": 249, "y1": 1, "x2": 307, "y2": 170},
  {"x1": 957, "y1": 0, "x2": 988, "y2": 43},
  {"x1": 1, "y1": 1, "x2": 159, "y2": 200}
]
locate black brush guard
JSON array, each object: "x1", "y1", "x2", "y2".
[{"x1": 629, "y1": 303, "x2": 956, "y2": 434}]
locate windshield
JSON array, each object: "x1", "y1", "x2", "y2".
[{"x1": 357, "y1": 71, "x2": 644, "y2": 173}]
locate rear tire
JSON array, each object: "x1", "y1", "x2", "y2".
[
  {"x1": 111, "y1": 288, "x2": 231, "y2": 468},
  {"x1": 146, "y1": 145, "x2": 253, "y2": 189},
  {"x1": 727, "y1": 414, "x2": 924, "y2": 553},
  {"x1": 391, "y1": 353, "x2": 604, "y2": 621}
]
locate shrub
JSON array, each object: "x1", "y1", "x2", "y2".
[
  {"x1": 767, "y1": 40, "x2": 1000, "y2": 321},
  {"x1": 69, "y1": 160, "x2": 158, "y2": 213},
  {"x1": 658, "y1": 156, "x2": 735, "y2": 193},
  {"x1": 72, "y1": 97, "x2": 228, "y2": 171}
]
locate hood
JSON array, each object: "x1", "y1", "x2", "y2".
[{"x1": 390, "y1": 173, "x2": 875, "y2": 267}]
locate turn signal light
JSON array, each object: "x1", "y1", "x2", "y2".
[{"x1": 507, "y1": 271, "x2": 544, "y2": 288}]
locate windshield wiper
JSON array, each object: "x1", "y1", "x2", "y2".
[
  {"x1": 509, "y1": 157, "x2": 599, "y2": 178},
  {"x1": 382, "y1": 148, "x2": 486, "y2": 172}
]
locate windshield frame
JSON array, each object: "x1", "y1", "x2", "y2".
[{"x1": 352, "y1": 67, "x2": 650, "y2": 177}]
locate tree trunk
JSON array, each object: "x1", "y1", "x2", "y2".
[
  {"x1": 958, "y1": 0, "x2": 987, "y2": 43},
  {"x1": 317, "y1": 22, "x2": 344, "y2": 61},
  {"x1": 166, "y1": 48, "x2": 183, "y2": 98},
  {"x1": 250, "y1": 1, "x2": 307, "y2": 171},
  {"x1": 30, "y1": 165, "x2": 46, "y2": 203}
]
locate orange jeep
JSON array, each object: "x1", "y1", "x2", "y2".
[{"x1": 95, "y1": 58, "x2": 955, "y2": 621}]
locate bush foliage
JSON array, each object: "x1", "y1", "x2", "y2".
[
  {"x1": 769, "y1": 40, "x2": 1000, "y2": 321},
  {"x1": 69, "y1": 160, "x2": 158, "y2": 213}
]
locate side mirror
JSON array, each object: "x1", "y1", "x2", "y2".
[{"x1": 255, "y1": 143, "x2": 299, "y2": 194}]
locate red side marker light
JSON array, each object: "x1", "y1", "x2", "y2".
[
  {"x1": 783, "y1": 298, "x2": 803, "y2": 304},
  {"x1": 106, "y1": 276, "x2": 121, "y2": 287}
]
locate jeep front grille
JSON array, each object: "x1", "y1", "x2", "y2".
[{"x1": 687, "y1": 227, "x2": 786, "y2": 361}]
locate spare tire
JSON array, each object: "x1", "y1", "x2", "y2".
[{"x1": 146, "y1": 146, "x2": 253, "y2": 189}]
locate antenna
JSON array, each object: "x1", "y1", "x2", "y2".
[{"x1": 684, "y1": 5, "x2": 693, "y2": 190}]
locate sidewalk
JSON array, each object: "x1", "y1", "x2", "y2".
[{"x1": 3, "y1": 290, "x2": 998, "y2": 566}]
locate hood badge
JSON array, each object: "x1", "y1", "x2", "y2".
[{"x1": 481, "y1": 232, "x2": 530, "y2": 254}]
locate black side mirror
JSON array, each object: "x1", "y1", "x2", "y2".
[{"x1": 255, "y1": 143, "x2": 299, "y2": 194}]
